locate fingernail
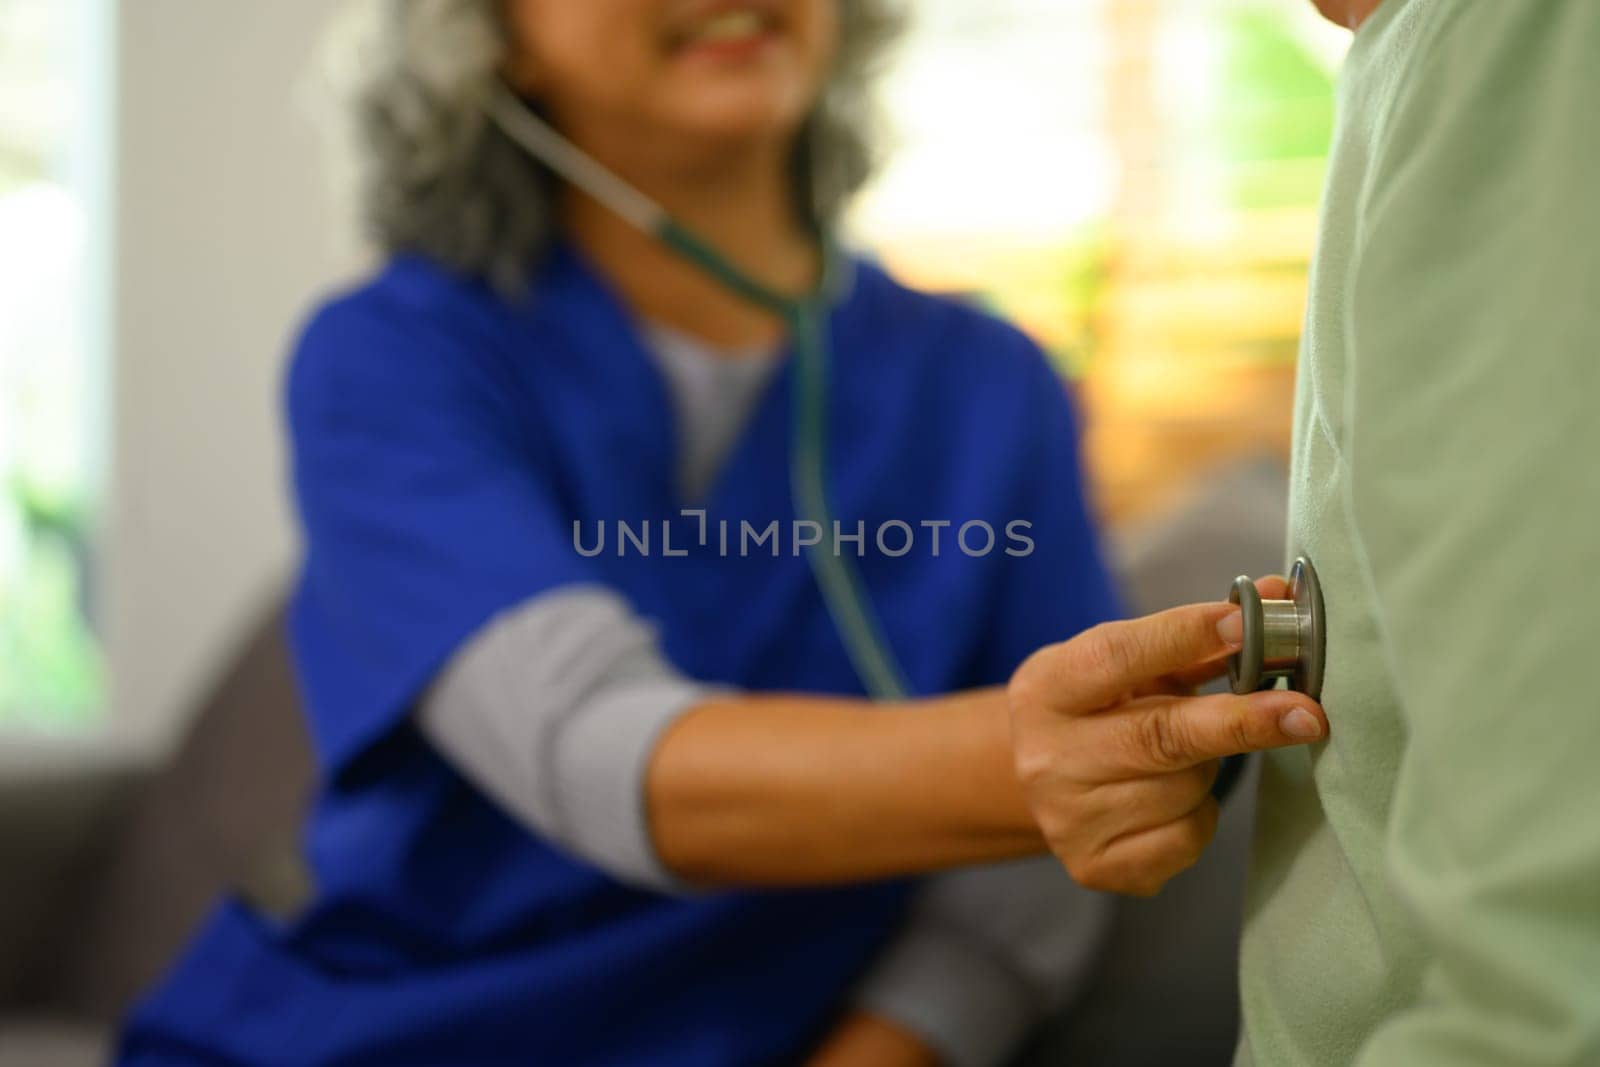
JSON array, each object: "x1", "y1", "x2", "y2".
[
  {"x1": 1280, "y1": 707, "x2": 1323, "y2": 740},
  {"x1": 1216, "y1": 611, "x2": 1244, "y2": 648}
]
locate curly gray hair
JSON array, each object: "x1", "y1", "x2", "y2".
[{"x1": 330, "y1": 0, "x2": 904, "y2": 291}]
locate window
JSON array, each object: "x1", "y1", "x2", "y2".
[
  {"x1": 853, "y1": 0, "x2": 1347, "y2": 522},
  {"x1": 0, "y1": 0, "x2": 112, "y2": 731}
]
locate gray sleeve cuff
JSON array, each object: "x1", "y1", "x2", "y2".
[
  {"x1": 416, "y1": 586, "x2": 721, "y2": 893},
  {"x1": 853, "y1": 858, "x2": 1114, "y2": 1067},
  {"x1": 545, "y1": 673, "x2": 712, "y2": 891}
]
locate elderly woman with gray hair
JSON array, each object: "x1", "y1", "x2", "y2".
[{"x1": 117, "y1": 2, "x2": 1327, "y2": 1064}]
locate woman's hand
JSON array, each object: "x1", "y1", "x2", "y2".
[
  {"x1": 1008, "y1": 583, "x2": 1328, "y2": 897},
  {"x1": 646, "y1": 583, "x2": 1323, "y2": 890},
  {"x1": 804, "y1": 1011, "x2": 939, "y2": 1067}
]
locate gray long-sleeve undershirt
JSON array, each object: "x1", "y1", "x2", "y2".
[{"x1": 416, "y1": 321, "x2": 1111, "y2": 1067}]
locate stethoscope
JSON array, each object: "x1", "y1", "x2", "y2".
[
  {"x1": 486, "y1": 85, "x2": 912, "y2": 701},
  {"x1": 486, "y1": 86, "x2": 1332, "y2": 715},
  {"x1": 1226, "y1": 556, "x2": 1326, "y2": 702},
  {"x1": 1206, "y1": 557, "x2": 1326, "y2": 799}
]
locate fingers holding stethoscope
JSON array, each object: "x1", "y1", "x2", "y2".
[
  {"x1": 1135, "y1": 575, "x2": 1294, "y2": 696},
  {"x1": 1007, "y1": 600, "x2": 1327, "y2": 896}
]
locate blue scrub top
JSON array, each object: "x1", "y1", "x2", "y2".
[{"x1": 119, "y1": 244, "x2": 1121, "y2": 1065}]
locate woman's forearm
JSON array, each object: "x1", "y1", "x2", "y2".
[{"x1": 645, "y1": 688, "x2": 1044, "y2": 886}]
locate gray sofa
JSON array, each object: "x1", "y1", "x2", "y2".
[{"x1": 0, "y1": 455, "x2": 1288, "y2": 1067}]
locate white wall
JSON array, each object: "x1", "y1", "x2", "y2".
[{"x1": 109, "y1": 0, "x2": 365, "y2": 757}]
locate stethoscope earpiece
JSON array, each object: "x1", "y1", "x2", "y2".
[{"x1": 1226, "y1": 556, "x2": 1326, "y2": 702}]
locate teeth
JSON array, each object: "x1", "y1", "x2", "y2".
[{"x1": 688, "y1": 10, "x2": 767, "y2": 43}]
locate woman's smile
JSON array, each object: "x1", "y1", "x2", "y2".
[{"x1": 668, "y1": 1, "x2": 787, "y2": 63}]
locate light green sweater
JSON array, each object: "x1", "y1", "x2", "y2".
[{"x1": 1237, "y1": 1, "x2": 1600, "y2": 1064}]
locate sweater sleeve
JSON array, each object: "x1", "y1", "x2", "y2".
[
  {"x1": 851, "y1": 860, "x2": 1112, "y2": 1067},
  {"x1": 1345, "y1": 3, "x2": 1600, "y2": 1062}
]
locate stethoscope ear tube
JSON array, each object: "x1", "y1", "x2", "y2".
[
  {"x1": 660, "y1": 210, "x2": 912, "y2": 703},
  {"x1": 486, "y1": 84, "x2": 912, "y2": 701},
  {"x1": 785, "y1": 300, "x2": 913, "y2": 701}
]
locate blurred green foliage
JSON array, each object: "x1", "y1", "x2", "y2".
[
  {"x1": 1218, "y1": 7, "x2": 1339, "y2": 210},
  {"x1": 0, "y1": 518, "x2": 103, "y2": 729}
]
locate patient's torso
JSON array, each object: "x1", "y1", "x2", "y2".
[
  {"x1": 1236, "y1": 1, "x2": 1430, "y2": 1061},
  {"x1": 1238, "y1": 0, "x2": 1600, "y2": 1060}
]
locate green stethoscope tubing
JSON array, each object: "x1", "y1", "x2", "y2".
[
  {"x1": 487, "y1": 87, "x2": 912, "y2": 701},
  {"x1": 660, "y1": 220, "x2": 911, "y2": 702}
]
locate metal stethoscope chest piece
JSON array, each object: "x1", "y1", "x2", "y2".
[{"x1": 1226, "y1": 556, "x2": 1326, "y2": 702}]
